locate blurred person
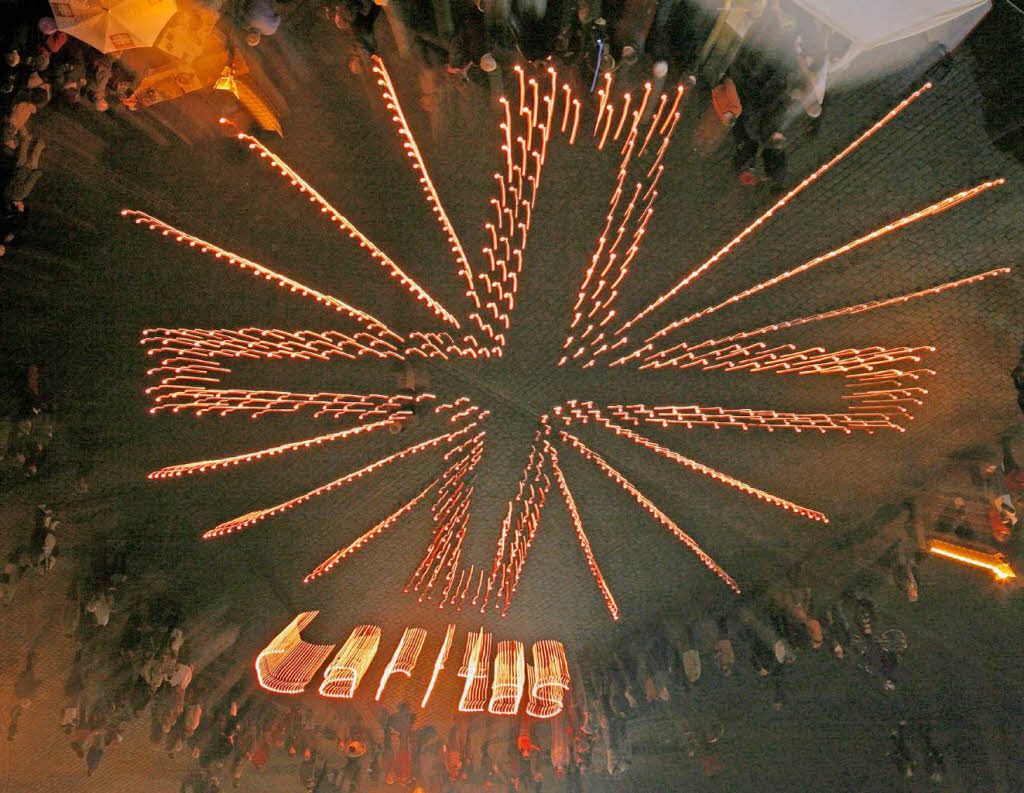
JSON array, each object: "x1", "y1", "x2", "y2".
[
  {"x1": 2, "y1": 87, "x2": 48, "y2": 150},
  {"x1": 697, "y1": 0, "x2": 767, "y2": 86}
]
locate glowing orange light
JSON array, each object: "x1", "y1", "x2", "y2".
[
  {"x1": 256, "y1": 612, "x2": 335, "y2": 695},
  {"x1": 371, "y1": 56, "x2": 480, "y2": 317},
  {"x1": 375, "y1": 627, "x2": 427, "y2": 700},
  {"x1": 488, "y1": 640, "x2": 526, "y2": 715},
  {"x1": 145, "y1": 383, "x2": 433, "y2": 420},
  {"x1": 142, "y1": 327, "x2": 388, "y2": 365},
  {"x1": 525, "y1": 640, "x2": 570, "y2": 719},
  {"x1": 590, "y1": 402, "x2": 902, "y2": 433},
  {"x1": 639, "y1": 92, "x2": 668, "y2": 156},
  {"x1": 569, "y1": 412, "x2": 827, "y2": 521},
  {"x1": 615, "y1": 82, "x2": 934, "y2": 337},
  {"x1": 559, "y1": 430, "x2": 741, "y2": 593},
  {"x1": 643, "y1": 179, "x2": 1004, "y2": 342},
  {"x1": 304, "y1": 477, "x2": 439, "y2": 583},
  {"x1": 484, "y1": 439, "x2": 552, "y2": 615},
  {"x1": 122, "y1": 210, "x2": 403, "y2": 347},
  {"x1": 319, "y1": 625, "x2": 381, "y2": 698},
  {"x1": 202, "y1": 423, "x2": 478, "y2": 539},
  {"x1": 458, "y1": 629, "x2": 493, "y2": 712},
  {"x1": 626, "y1": 82, "x2": 652, "y2": 143},
  {"x1": 614, "y1": 93, "x2": 632, "y2": 140},
  {"x1": 645, "y1": 267, "x2": 1012, "y2": 361},
  {"x1": 150, "y1": 416, "x2": 404, "y2": 479},
  {"x1": 420, "y1": 624, "x2": 455, "y2": 708},
  {"x1": 569, "y1": 100, "x2": 581, "y2": 145},
  {"x1": 220, "y1": 120, "x2": 459, "y2": 329},
  {"x1": 928, "y1": 540, "x2": 1017, "y2": 581},
  {"x1": 547, "y1": 443, "x2": 620, "y2": 619}
]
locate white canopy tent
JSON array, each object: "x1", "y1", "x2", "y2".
[{"x1": 790, "y1": 0, "x2": 991, "y2": 80}]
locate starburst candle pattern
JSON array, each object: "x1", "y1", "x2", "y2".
[{"x1": 134, "y1": 60, "x2": 1011, "y2": 624}]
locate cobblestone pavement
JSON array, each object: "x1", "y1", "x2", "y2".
[{"x1": 0, "y1": 11, "x2": 1021, "y2": 793}]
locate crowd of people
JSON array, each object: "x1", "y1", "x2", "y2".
[
  {"x1": 1, "y1": 6, "x2": 138, "y2": 260},
  {"x1": 572, "y1": 572, "x2": 920, "y2": 780},
  {"x1": 0, "y1": 364, "x2": 56, "y2": 481},
  {"x1": 321, "y1": 0, "x2": 839, "y2": 193},
  {"x1": 0, "y1": 0, "x2": 848, "y2": 263}
]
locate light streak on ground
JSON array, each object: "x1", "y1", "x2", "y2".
[
  {"x1": 202, "y1": 423, "x2": 477, "y2": 539},
  {"x1": 565, "y1": 412, "x2": 827, "y2": 521},
  {"x1": 614, "y1": 83, "x2": 934, "y2": 338},
  {"x1": 458, "y1": 628, "x2": 493, "y2": 712},
  {"x1": 420, "y1": 624, "x2": 456, "y2": 707},
  {"x1": 375, "y1": 627, "x2": 428, "y2": 700},
  {"x1": 121, "y1": 210, "x2": 403, "y2": 348},
  {"x1": 371, "y1": 56, "x2": 481, "y2": 320},
  {"x1": 525, "y1": 641, "x2": 570, "y2": 718},
  {"x1": 559, "y1": 430, "x2": 741, "y2": 593},
  {"x1": 928, "y1": 540, "x2": 1016, "y2": 581},
  {"x1": 640, "y1": 267, "x2": 1012, "y2": 364},
  {"x1": 256, "y1": 612, "x2": 335, "y2": 695},
  {"x1": 597, "y1": 402, "x2": 903, "y2": 433},
  {"x1": 488, "y1": 640, "x2": 526, "y2": 715},
  {"x1": 319, "y1": 625, "x2": 382, "y2": 698},
  {"x1": 150, "y1": 416, "x2": 405, "y2": 479},
  {"x1": 547, "y1": 442, "x2": 620, "y2": 619},
  {"x1": 304, "y1": 477, "x2": 439, "y2": 583},
  {"x1": 643, "y1": 179, "x2": 1004, "y2": 342},
  {"x1": 219, "y1": 118, "x2": 460, "y2": 329}
]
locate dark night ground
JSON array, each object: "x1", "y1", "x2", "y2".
[{"x1": 1, "y1": 6, "x2": 1022, "y2": 793}]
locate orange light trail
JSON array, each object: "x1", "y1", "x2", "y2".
[
  {"x1": 319, "y1": 625, "x2": 381, "y2": 698},
  {"x1": 375, "y1": 627, "x2": 427, "y2": 700},
  {"x1": 639, "y1": 93, "x2": 668, "y2": 155},
  {"x1": 256, "y1": 612, "x2": 335, "y2": 695},
  {"x1": 660, "y1": 83, "x2": 686, "y2": 133},
  {"x1": 614, "y1": 93, "x2": 632, "y2": 140},
  {"x1": 121, "y1": 210, "x2": 403, "y2": 347},
  {"x1": 420, "y1": 624, "x2": 456, "y2": 708},
  {"x1": 202, "y1": 422, "x2": 477, "y2": 539},
  {"x1": 615, "y1": 82, "x2": 935, "y2": 338},
  {"x1": 142, "y1": 327, "x2": 387, "y2": 363},
  {"x1": 595, "y1": 72, "x2": 611, "y2": 134},
  {"x1": 146, "y1": 387, "x2": 431, "y2": 420},
  {"x1": 488, "y1": 640, "x2": 526, "y2": 715},
  {"x1": 408, "y1": 434, "x2": 485, "y2": 595},
  {"x1": 458, "y1": 628, "x2": 493, "y2": 712},
  {"x1": 559, "y1": 430, "x2": 741, "y2": 593},
  {"x1": 562, "y1": 410, "x2": 827, "y2": 522},
  {"x1": 598, "y1": 403, "x2": 903, "y2": 433},
  {"x1": 219, "y1": 119, "x2": 460, "y2": 329},
  {"x1": 304, "y1": 477, "x2": 439, "y2": 583},
  {"x1": 150, "y1": 416, "x2": 407, "y2": 479},
  {"x1": 546, "y1": 443, "x2": 620, "y2": 619},
  {"x1": 643, "y1": 267, "x2": 1012, "y2": 362},
  {"x1": 646, "y1": 342, "x2": 936, "y2": 378},
  {"x1": 485, "y1": 440, "x2": 552, "y2": 615},
  {"x1": 643, "y1": 179, "x2": 1005, "y2": 342},
  {"x1": 526, "y1": 641, "x2": 570, "y2": 719},
  {"x1": 928, "y1": 540, "x2": 1016, "y2": 581},
  {"x1": 570, "y1": 100, "x2": 581, "y2": 145},
  {"x1": 597, "y1": 103, "x2": 614, "y2": 150},
  {"x1": 626, "y1": 82, "x2": 652, "y2": 143},
  {"x1": 370, "y1": 56, "x2": 480, "y2": 318}
]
